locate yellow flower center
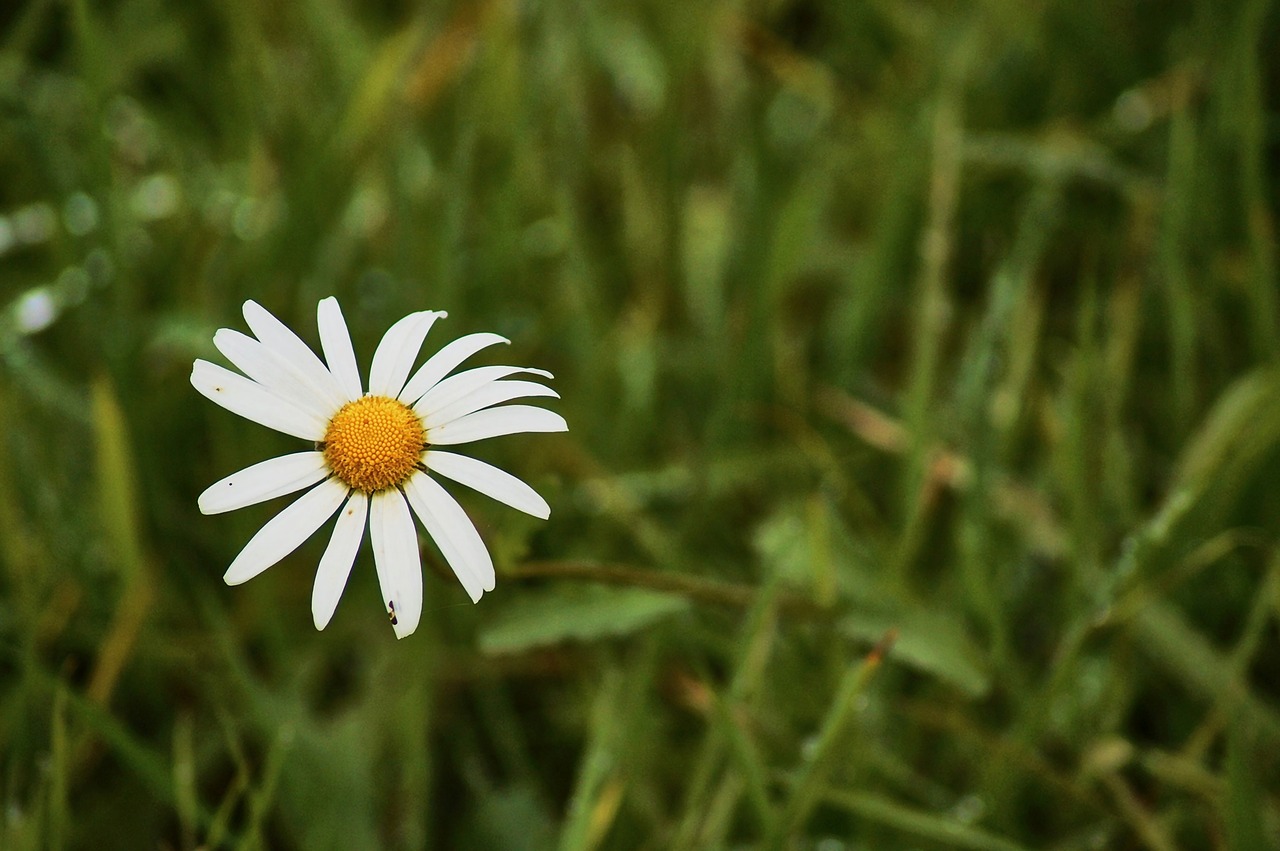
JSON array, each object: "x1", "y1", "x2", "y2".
[{"x1": 322, "y1": 396, "x2": 426, "y2": 493}]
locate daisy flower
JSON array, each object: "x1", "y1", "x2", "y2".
[{"x1": 191, "y1": 298, "x2": 566, "y2": 638}]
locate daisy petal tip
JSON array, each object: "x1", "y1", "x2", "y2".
[
  {"x1": 524, "y1": 491, "x2": 552, "y2": 521},
  {"x1": 222, "y1": 566, "x2": 251, "y2": 586},
  {"x1": 196, "y1": 478, "x2": 243, "y2": 516},
  {"x1": 316, "y1": 296, "x2": 342, "y2": 321},
  {"x1": 389, "y1": 603, "x2": 421, "y2": 638},
  {"x1": 312, "y1": 591, "x2": 342, "y2": 630}
]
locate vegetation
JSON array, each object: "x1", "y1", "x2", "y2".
[{"x1": 1, "y1": 0, "x2": 1278, "y2": 848}]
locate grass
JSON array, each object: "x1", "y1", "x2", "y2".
[{"x1": 1, "y1": 0, "x2": 1279, "y2": 848}]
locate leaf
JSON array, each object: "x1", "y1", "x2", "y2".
[
  {"x1": 465, "y1": 786, "x2": 557, "y2": 851},
  {"x1": 755, "y1": 500, "x2": 989, "y2": 696},
  {"x1": 277, "y1": 718, "x2": 382, "y2": 851},
  {"x1": 1130, "y1": 602, "x2": 1280, "y2": 745},
  {"x1": 480, "y1": 585, "x2": 689, "y2": 655},
  {"x1": 841, "y1": 607, "x2": 990, "y2": 698},
  {"x1": 1136, "y1": 369, "x2": 1280, "y2": 552},
  {"x1": 818, "y1": 788, "x2": 1031, "y2": 851},
  {"x1": 753, "y1": 497, "x2": 882, "y2": 607},
  {"x1": 1225, "y1": 713, "x2": 1269, "y2": 851},
  {"x1": 92, "y1": 375, "x2": 145, "y2": 579}
]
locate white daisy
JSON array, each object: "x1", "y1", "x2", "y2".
[{"x1": 191, "y1": 298, "x2": 566, "y2": 639}]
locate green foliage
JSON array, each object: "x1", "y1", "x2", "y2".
[
  {"x1": 2, "y1": 0, "x2": 1279, "y2": 848},
  {"x1": 479, "y1": 586, "x2": 689, "y2": 655}
]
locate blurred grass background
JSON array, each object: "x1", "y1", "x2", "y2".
[{"x1": 2, "y1": 0, "x2": 1279, "y2": 848}]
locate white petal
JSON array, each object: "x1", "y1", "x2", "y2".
[
  {"x1": 370, "y1": 490, "x2": 423, "y2": 639},
  {"x1": 425, "y1": 380, "x2": 559, "y2": 429},
  {"x1": 222, "y1": 478, "x2": 349, "y2": 586},
  {"x1": 404, "y1": 473, "x2": 494, "y2": 602},
  {"x1": 191, "y1": 360, "x2": 326, "y2": 441},
  {"x1": 368, "y1": 311, "x2": 446, "y2": 398},
  {"x1": 426, "y1": 405, "x2": 568, "y2": 446},
  {"x1": 398, "y1": 332, "x2": 509, "y2": 405},
  {"x1": 425, "y1": 450, "x2": 551, "y2": 519},
  {"x1": 198, "y1": 451, "x2": 330, "y2": 515},
  {"x1": 414, "y1": 365, "x2": 553, "y2": 417},
  {"x1": 312, "y1": 490, "x2": 368, "y2": 630},
  {"x1": 213, "y1": 329, "x2": 335, "y2": 419},
  {"x1": 317, "y1": 297, "x2": 362, "y2": 401},
  {"x1": 241, "y1": 300, "x2": 346, "y2": 410}
]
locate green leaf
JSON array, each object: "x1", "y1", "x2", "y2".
[
  {"x1": 479, "y1": 585, "x2": 689, "y2": 655},
  {"x1": 753, "y1": 498, "x2": 882, "y2": 607},
  {"x1": 818, "y1": 788, "x2": 1031, "y2": 851},
  {"x1": 277, "y1": 719, "x2": 381, "y2": 851},
  {"x1": 1225, "y1": 714, "x2": 1269, "y2": 851},
  {"x1": 1149, "y1": 369, "x2": 1280, "y2": 542},
  {"x1": 465, "y1": 786, "x2": 557, "y2": 851},
  {"x1": 841, "y1": 608, "x2": 990, "y2": 698},
  {"x1": 1130, "y1": 602, "x2": 1280, "y2": 745},
  {"x1": 92, "y1": 375, "x2": 145, "y2": 580}
]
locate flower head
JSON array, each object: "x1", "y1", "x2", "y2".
[{"x1": 191, "y1": 298, "x2": 566, "y2": 638}]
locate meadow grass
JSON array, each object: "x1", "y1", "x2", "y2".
[{"x1": 1, "y1": 0, "x2": 1279, "y2": 848}]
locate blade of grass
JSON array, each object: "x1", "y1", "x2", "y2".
[
  {"x1": 172, "y1": 712, "x2": 199, "y2": 851},
  {"x1": 88, "y1": 376, "x2": 153, "y2": 706},
  {"x1": 763, "y1": 629, "x2": 896, "y2": 849},
  {"x1": 557, "y1": 670, "x2": 626, "y2": 851},
  {"x1": 47, "y1": 685, "x2": 68, "y2": 851},
  {"x1": 1157, "y1": 70, "x2": 1199, "y2": 429},
  {"x1": 0, "y1": 378, "x2": 41, "y2": 624},
  {"x1": 28, "y1": 665, "x2": 181, "y2": 817},
  {"x1": 815, "y1": 787, "x2": 1031, "y2": 851},
  {"x1": 1098, "y1": 772, "x2": 1177, "y2": 851},
  {"x1": 953, "y1": 177, "x2": 1062, "y2": 674},
  {"x1": 1128, "y1": 601, "x2": 1280, "y2": 744},
  {"x1": 507, "y1": 560, "x2": 828, "y2": 618},
  {"x1": 1224, "y1": 712, "x2": 1268, "y2": 851},
  {"x1": 1113, "y1": 369, "x2": 1280, "y2": 596},
  {"x1": 671, "y1": 571, "x2": 783, "y2": 850},
  {"x1": 896, "y1": 45, "x2": 967, "y2": 581},
  {"x1": 238, "y1": 724, "x2": 296, "y2": 851},
  {"x1": 704, "y1": 684, "x2": 775, "y2": 836},
  {"x1": 1229, "y1": 0, "x2": 1279, "y2": 359}
]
